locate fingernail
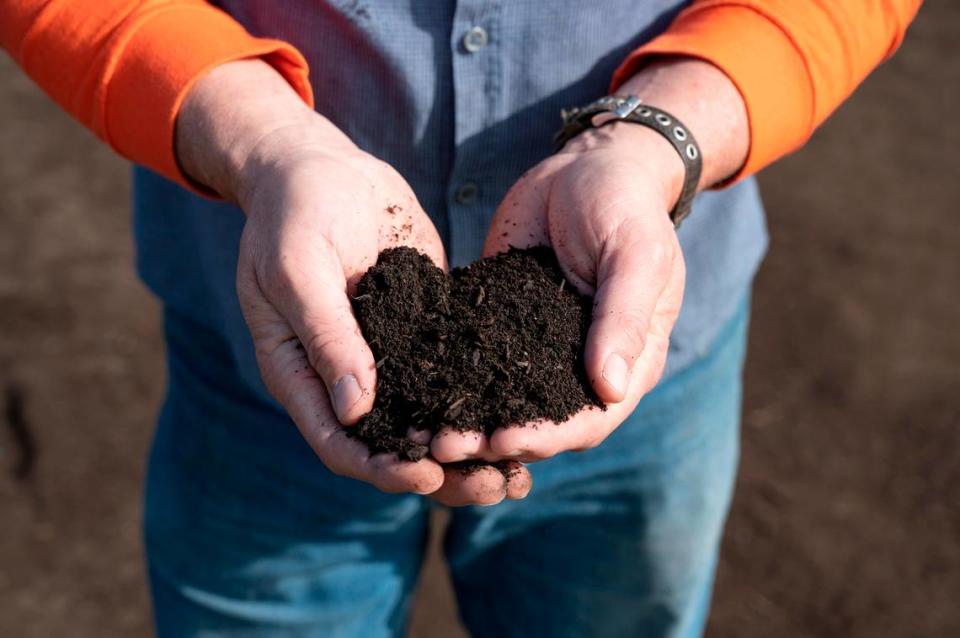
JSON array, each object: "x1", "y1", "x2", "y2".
[
  {"x1": 406, "y1": 426, "x2": 432, "y2": 445},
  {"x1": 602, "y1": 354, "x2": 630, "y2": 396},
  {"x1": 332, "y1": 374, "x2": 363, "y2": 421}
]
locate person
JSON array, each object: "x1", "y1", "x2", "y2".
[{"x1": 1, "y1": 1, "x2": 921, "y2": 636}]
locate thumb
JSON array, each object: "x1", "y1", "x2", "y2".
[
  {"x1": 585, "y1": 220, "x2": 680, "y2": 403},
  {"x1": 261, "y1": 248, "x2": 377, "y2": 426}
]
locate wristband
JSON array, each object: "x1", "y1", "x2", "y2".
[{"x1": 554, "y1": 95, "x2": 702, "y2": 227}]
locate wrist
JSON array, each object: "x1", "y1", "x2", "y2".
[
  {"x1": 175, "y1": 59, "x2": 354, "y2": 202},
  {"x1": 609, "y1": 122, "x2": 686, "y2": 211},
  {"x1": 617, "y1": 57, "x2": 749, "y2": 189},
  {"x1": 232, "y1": 118, "x2": 364, "y2": 209},
  {"x1": 608, "y1": 122, "x2": 687, "y2": 211},
  {"x1": 562, "y1": 119, "x2": 685, "y2": 215}
]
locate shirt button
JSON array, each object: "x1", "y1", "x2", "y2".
[
  {"x1": 462, "y1": 26, "x2": 489, "y2": 53},
  {"x1": 455, "y1": 182, "x2": 480, "y2": 204}
]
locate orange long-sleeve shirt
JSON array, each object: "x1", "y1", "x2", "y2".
[
  {"x1": 0, "y1": 0, "x2": 314, "y2": 185},
  {"x1": 0, "y1": 0, "x2": 921, "y2": 189},
  {"x1": 611, "y1": 0, "x2": 923, "y2": 179}
]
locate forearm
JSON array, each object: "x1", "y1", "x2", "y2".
[
  {"x1": 618, "y1": 57, "x2": 749, "y2": 192},
  {"x1": 175, "y1": 59, "x2": 353, "y2": 204}
]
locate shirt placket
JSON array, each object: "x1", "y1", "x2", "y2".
[{"x1": 447, "y1": 0, "x2": 502, "y2": 267}]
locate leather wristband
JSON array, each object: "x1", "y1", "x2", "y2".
[{"x1": 553, "y1": 95, "x2": 702, "y2": 227}]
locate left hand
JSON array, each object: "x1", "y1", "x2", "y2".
[{"x1": 431, "y1": 121, "x2": 686, "y2": 463}]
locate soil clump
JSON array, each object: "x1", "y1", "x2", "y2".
[{"x1": 350, "y1": 246, "x2": 603, "y2": 460}]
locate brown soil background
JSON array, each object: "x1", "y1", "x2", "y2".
[{"x1": 1, "y1": 4, "x2": 957, "y2": 636}]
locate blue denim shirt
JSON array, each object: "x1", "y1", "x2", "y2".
[{"x1": 132, "y1": 0, "x2": 767, "y2": 403}]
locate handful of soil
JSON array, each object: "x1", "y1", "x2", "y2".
[{"x1": 350, "y1": 246, "x2": 604, "y2": 461}]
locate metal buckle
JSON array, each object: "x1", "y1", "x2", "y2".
[
  {"x1": 612, "y1": 95, "x2": 642, "y2": 119},
  {"x1": 590, "y1": 95, "x2": 642, "y2": 129}
]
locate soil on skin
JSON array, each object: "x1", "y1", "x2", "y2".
[
  {"x1": 350, "y1": 246, "x2": 603, "y2": 460},
  {"x1": 448, "y1": 460, "x2": 523, "y2": 480}
]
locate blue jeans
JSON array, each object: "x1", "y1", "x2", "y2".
[{"x1": 144, "y1": 297, "x2": 749, "y2": 638}]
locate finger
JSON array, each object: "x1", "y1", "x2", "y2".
[
  {"x1": 488, "y1": 316, "x2": 672, "y2": 461},
  {"x1": 630, "y1": 254, "x2": 685, "y2": 396},
  {"x1": 406, "y1": 426, "x2": 433, "y2": 447},
  {"x1": 488, "y1": 267, "x2": 680, "y2": 462},
  {"x1": 488, "y1": 409, "x2": 611, "y2": 460},
  {"x1": 430, "y1": 463, "x2": 508, "y2": 507},
  {"x1": 430, "y1": 428, "x2": 496, "y2": 463},
  {"x1": 265, "y1": 244, "x2": 377, "y2": 425},
  {"x1": 253, "y1": 308, "x2": 444, "y2": 494},
  {"x1": 430, "y1": 462, "x2": 531, "y2": 505},
  {"x1": 500, "y1": 461, "x2": 533, "y2": 500},
  {"x1": 585, "y1": 219, "x2": 679, "y2": 404}
]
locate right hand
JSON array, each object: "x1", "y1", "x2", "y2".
[{"x1": 175, "y1": 59, "x2": 531, "y2": 505}]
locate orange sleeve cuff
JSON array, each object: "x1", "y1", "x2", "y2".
[
  {"x1": 4, "y1": 1, "x2": 313, "y2": 193},
  {"x1": 102, "y1": 6, "x2": 314, "y2": 191},
  {"x1": 611, "y1": 4, "x2": 814, "y2": 182}
]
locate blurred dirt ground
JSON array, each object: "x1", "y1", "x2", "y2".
[{"x1": 1, "y1": 4, "x2": 958, "y2": 637}]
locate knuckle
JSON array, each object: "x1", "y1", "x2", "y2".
[
  {"x1": 261, "y1": 236, "x2": 342, "y2": 302},
  {"x1": 366, "y1": 156, "x2": 394, "y2": 176},
  {"x1": 318, "y1": 435, "x2": 358, "y2": 480},
  {"x1": 640, "y1": 348, "x2": 670, "y2": 393},
  {"x1": 582, "y1": 436, "x2": 603, "y2": 451},
  {"x1": 323, "y1": 456, "x2": 352, "y2": 480},
  {"x1": 606, "y1": 216, "x2": 676, "y2": 271},
  {"x1": 573, "y1": 434, "x2": 605, "y2": 452},
  {"x1": 366, "y1": 158, "x2": 406, "y2": 191},
  {"x1": 303, "y1": 325, "x2": 355, "y2": 374},
  {"x1": 645, "y1": 240, "x2": 672, "y2": 274},
  {"x1": 609, "y1": 306, "x2": 651, "y2": 352},
  {"x1": 527, "y1": 442, "x2": 561, "y2": 461}
]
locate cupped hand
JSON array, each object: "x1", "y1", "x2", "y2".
[
  {"x1": 431, "y1": 122, "x2": 686, "y2": 464},
  {"x1": 177, "y1": 60, "x2": 531, "y2": 504},
  {"x1": 237, "y1": 141, "x2": 531, "y2": 503},
  {"x1": 431, "y1": 58, "x2": 750, "y2": 465}
]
